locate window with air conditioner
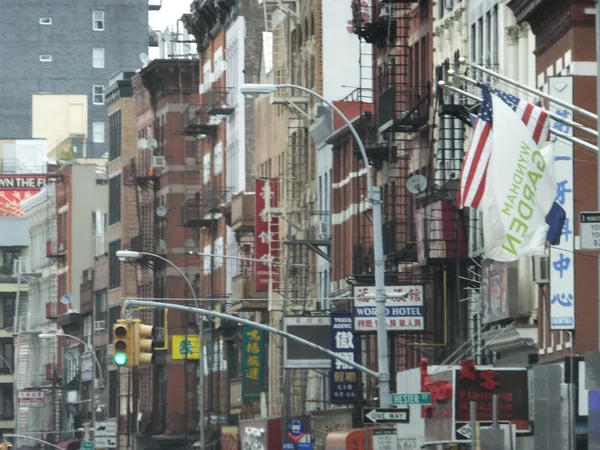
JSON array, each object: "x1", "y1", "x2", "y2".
[
  {"x1": 39, "y1": 54, "x2": 52, "y2": 62},
  {"x1": 39, "y1": 17, "x2": 52, "y2": 25},
  {"x1": 95, "y1": 289, "x2": 107, "y2": 326},
  {"x1": 532, "y1": 255, "x2": 550, "y2": 283}
]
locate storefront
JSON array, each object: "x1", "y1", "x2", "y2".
[{"x1": 239, "y1": 418, "x2": 282, "y2": 450}]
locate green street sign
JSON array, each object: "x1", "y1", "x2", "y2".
[
  {"x1": 391, "y1": 393, "x2": 432, "y2": 405},
  {"x1": 81, "y1": 441, "x2": 95, "y2": 450}
]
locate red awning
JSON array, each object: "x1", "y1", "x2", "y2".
[{"x1": 57, "y1": 440, "x2": 81, "y2": 450}]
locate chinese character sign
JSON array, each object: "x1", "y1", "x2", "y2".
[
  {"x1": 330, "y1": 312, "x2": 358, "y2": 403},
  {"x1": 353, "y1": 285, "x2": 425, "y2": 332},
  {"x1": 254, "y1": 178, "x2": 280, "y2": 292},
  {"x1": 548, "y1": 77, "x2": 575, "y2": 330},
  {"x1": 241, "y1": 326, "x2": 265, "y2": 401}
]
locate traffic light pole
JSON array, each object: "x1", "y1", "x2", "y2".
[{"x1": 122, "y1": 299, "x2": 380, "y2": 378}]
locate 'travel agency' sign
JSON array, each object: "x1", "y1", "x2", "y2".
[{"x1": 0, "y1": 175, "x2": 47, "y2": 217}]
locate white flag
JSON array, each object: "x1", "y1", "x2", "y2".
[{"x1": 481, "y1": 94, "x2": 557, "y2": 262}]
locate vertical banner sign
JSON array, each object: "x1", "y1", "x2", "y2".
[
  {"x1": 330, "y1": 312, "x2": 358, "y2": 403},
  {"x1": 254, "y1": 178, "x2": 280, "y2": 292},
  {"x1": 241, "y1": 326, "x2": 265, "y2": 401},
  {"x1": 548, "y1": 76, "x2": 575, "y2": 330}
]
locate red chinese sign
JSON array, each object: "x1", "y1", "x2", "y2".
[
  {"x1": 254, "y1": 178, "x2": 280, "y2": 292},
  {"x1": 454, "y1": 360, "x2": 529, "y2": 430},
  {"x1": 0, "y1": 175, "x2": 47, "y2": 216}
]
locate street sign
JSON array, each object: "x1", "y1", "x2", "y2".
[
  {"x1": 362, "y1": 408, "x2": 410, "y2": 424},
  {"x1": 287, "y1": 418, "x2": 305, "y2": 443},
  {"x1": 580, "y1": 212, "x2": 600, "y2": 249},
  {"x1": 391, "y1": 393, "x2": 432, "y2": 406},
  {"x1": 94, "y1": 437, "x2": 117, "y2": 449},
  {"x1": 95, "y1": 421, "x2": 117, "y2": 437},
  {"x1": 454, "y1": 421, "x2": 511, "y2": 441},
  {"x1": 81, "y1": 441, "x2": 95, "y2": 450},
  {"x1": 372, "y1": 429, "x2": 397, "y2": 450}
]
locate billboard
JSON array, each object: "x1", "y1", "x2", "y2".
[
  {"x1": 0, "y1": 175, "x2": 47, "y2": 216},
  {"x1": 284, "y1": 316, "x2": 331, "y2": 369},
  {"x1": 329, "y1": 312, "x2": 358, "y2": 404},
  {"x1": 254, "y1": 178, "x2": 280, "y2": 292},
  {"x1": 353, "y1": 285, "x2": 425, "y2": 333}
]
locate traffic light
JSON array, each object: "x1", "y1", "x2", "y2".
[
  {"x1": 0, "y1": 442, "x2": 13, "y2": 450},
  {"x1": 132, "y1": 319, "x2": 156, "y2": 365},
  {"x1": 113, "y1": 319, "x2": 133, "y2": 367}
]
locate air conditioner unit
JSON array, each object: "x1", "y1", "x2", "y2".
[
  {"x1": 153, "y1": 155, "x2": 166, "y2": 169},
  {"x1": 318, "y1": 220, "x2": 328, "y2": 239},
  {"x1": 532, "y1": 255, "x2": 550, "y2": 284},
  {"x1": 94, "y1": 320, "x2": 106, "y2": 331}
]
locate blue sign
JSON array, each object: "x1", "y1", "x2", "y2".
[
  {"x1": 330, "y1": 312, "x2": 358, "y2": 404},
  {"x1": 353, "y1": 285, "x2": 425, "y2": 332},
  {"x1": 283, "y1": 444, "x2": 295, "y2": 450},
  {"x1": 298, "y1": 444, "x2": 313, "y2": 450},
  {"x1": 288, "y1": 419, "x2": 305, "y2": 442}
]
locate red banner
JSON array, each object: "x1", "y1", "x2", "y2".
[
  {"x1": 255, "y1": 178, "x2": 280, "y2": 292},
  {"x1": 0, "y1": 175, "x2": 47, "y2": 216}
]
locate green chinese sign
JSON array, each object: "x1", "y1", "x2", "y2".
[{"x1": 241, "y1": 326, "x2": 265, "y2": 401}]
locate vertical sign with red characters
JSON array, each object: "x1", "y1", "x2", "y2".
[
  {"x1": 453, "y1": 360, "x2": 530, "y2": 431},
  {"x1": 353, "y1": 285, "x2": 425, "y2": 332},
  {"x1": 254, "y1": 178, "x2": 280, "y2": 292}
]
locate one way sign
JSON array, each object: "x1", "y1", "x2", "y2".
[{"x1": 362, "y1": 408, "x2": 410, "y2": 424}]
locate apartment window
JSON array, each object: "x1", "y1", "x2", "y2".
[
  {"x1": 39, "y1": 17, "x2": 52, "y2": 25},
  {"x1": 1, "y1": 387, "x2": 13, "y2": 416},
  {"x1": 93, "y1": 122, "x2": 105, "y2": 143},
  {"x1": 108, "y1": 240, "x2": 121, "y2": 289},
  {"x1": 2, "y1": 298, "x2": 14, "y2": 328},
  {"x1": 93, "y1": 11, "x2": 105, "y2": 31},
  {"x1": 108, "y1": 110, "x2": 122, "y2": 160},
  {"x1": 93, "y1": 85, "x2": 105, "y2": 105},
  {"x1": 108, "y1": 175, "x2": 121, "y2": 225},
  {"x1": 93, "y1": 48, "x2": 105, "y2": 68},
  {"x1": 39, "y1": 55, "x2": 52, "y2": 62},
  {"x1": 94, "y1": 290, "x2": 107, "y2": 323},
  {"x1": 3, "y1": 250, "x2": 18, "y2": 273},
  {"x1": 0, "y1": 342, "x2": 12, "y2": 373}
]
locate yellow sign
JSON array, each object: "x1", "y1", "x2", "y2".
[{"x1": 172, "y1": 335, "x2": 200, "y2": 360}]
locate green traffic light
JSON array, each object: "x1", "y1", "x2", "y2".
[{"x1": 114, "y1": 352, "x2": 127, "y2": 366}]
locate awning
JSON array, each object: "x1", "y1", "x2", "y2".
[{"x1": 57, "y1": 439, "x2": 81, "y2": 450}]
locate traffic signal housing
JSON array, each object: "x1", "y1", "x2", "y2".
[
  {"x1": 133, "y1": 319, "x2": 159, "y2": 365},
  {"x1": 113, "y1": 319, "x2": 133, "y2": 367}
]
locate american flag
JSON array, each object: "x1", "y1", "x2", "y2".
[{"x1": 458, "y1": 85, "x2": 551, "y2": 209}]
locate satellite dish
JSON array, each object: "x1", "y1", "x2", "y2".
[
  {"x1": 137, "y1": 138, "x2": 148, "y2": 149},
  {"x1": 156, "y1": 205, "x2": 167, "y2": 217},
  {"x1": 140, "y1": 53, "x2": 149, "y2": 67},
  {"x1": 146, "y1": 137, "x2": 158, "y2": 150},
  {"x1": 60, "y1": 294, "x2": 73, "y2": 305},
  {"x1": 406, "y1": 174, "x2": 428, "y2": 194}
]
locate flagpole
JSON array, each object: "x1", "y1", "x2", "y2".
[
  {"x1": 437, "y1": 81, "x2": 599, "y2": 153},
  {"x1": 459, "y1": 57, "x2": 598, "y2": 121},
  {"x1": 447, "y1": 69, "x2": 598, "y2": 139}
]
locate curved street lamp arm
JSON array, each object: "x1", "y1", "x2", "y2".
[
  {"x1": 4, "y1": 434, "x2": 64, "y2": 450},
  {"x1": 55, "y1": 334, "x2": 103, "y2": 380},
  {"x1": 138, "y1": 252, "x2": 198, "y2": 306}
]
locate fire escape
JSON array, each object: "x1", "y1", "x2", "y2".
[{"x1": 262, "y1": 0, "x2": 328, "y2": 427}]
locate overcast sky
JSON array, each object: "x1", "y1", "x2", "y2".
[{"x1": 149, "y1": 0, "x2": 190, "y2": 31}]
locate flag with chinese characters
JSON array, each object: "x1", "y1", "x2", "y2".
[
  {"x1": 480, "y1": 92, "x2": 558, "y2": 261},
  {"x1": 241, "y1": 326, "x2": 265, "y2": 401},
  {"x1": 330, "y1": 312, "x2": 358, "y2": 404}
]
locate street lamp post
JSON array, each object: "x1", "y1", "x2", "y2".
[
  {"x1": 115, "y1": 250, "x2": 204, "y2": 450},
  {"x1": 4, "y1": 433, "x2": 64, "y2": 450},
  {"x1": 240, "y1": 83, "x2": 391, "y2": 407},
  {"x1": 38, "y1": 333, "x2": 104, "y2": 441}
]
